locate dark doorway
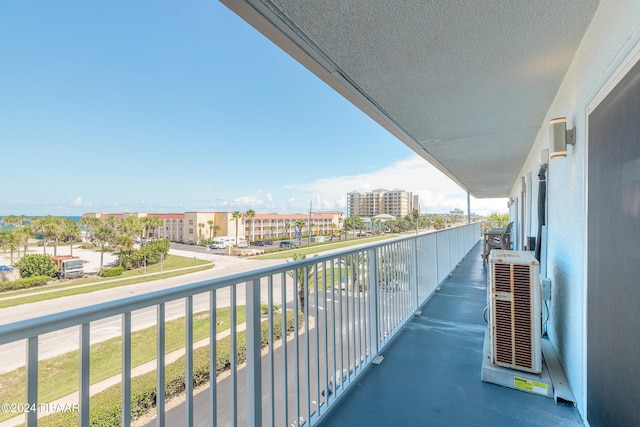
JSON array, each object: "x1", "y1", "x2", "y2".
[{"x1": 587, "y1": 58, "x2": 640, "y2": 426}]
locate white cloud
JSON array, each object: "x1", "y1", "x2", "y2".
[
  {"x1": 232, "y1": 190, "x2": 275, "y2": 210},
  {"x1": 70, "y1": 197, "x2": 91, "y2": 207},
  {"x1": 285, "y1": 154, "x2": 507, "y2": 215}
]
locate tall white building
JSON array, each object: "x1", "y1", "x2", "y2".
[{"x1": 347, "y1": 189, "x2": 419, "y2": 218}]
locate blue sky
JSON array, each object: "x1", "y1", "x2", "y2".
[{"x1": 0, "y1": 1, "x2": 505, "y2": 217}]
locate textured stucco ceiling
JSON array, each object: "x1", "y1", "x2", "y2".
[{"x1": 222, "y1": 0, "x2": 600, "y2": 197}]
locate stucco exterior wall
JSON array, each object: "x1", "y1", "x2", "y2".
[{"x1": 510, "y1": 0, "x2": 640, "y2": 417}]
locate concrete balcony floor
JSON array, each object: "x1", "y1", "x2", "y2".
[{"x1": 318, "y1": 243, "x2": 583, "y2": 427}]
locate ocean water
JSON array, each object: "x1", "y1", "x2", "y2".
[{"x1": 0, "y1": 216, "x2": 82, "y2": 230}]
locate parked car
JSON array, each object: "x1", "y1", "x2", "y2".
[
  {"x1": 279, "y1": 241, "x2": 296, "y2": 248},
  {"x1": 251, "y1": 239, "x2": 273, "y2": 246}
]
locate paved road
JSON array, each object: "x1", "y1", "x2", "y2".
[
  {"x1": 141, "y1": 285, "x2": 374, "y2": 427},
  {"x1": 0, "y1": 246, "x2": 291, "y2": 373}
]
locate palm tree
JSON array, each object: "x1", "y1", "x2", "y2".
[
  {"x1": 207, "y1": 220, "x2": 214, "y2": 241},
  {"x1": 93, "y1": 225, "x2": 115, "y2": 275},
  {"x1": 212, "y1": 224, "x2": 221, "y2": 238},
  {"x1": 0, "y1": 229, "x2": 21, "y2": 265},
  {"x1": 1, "y1": 216, "x2": 29, "y2": 258},
  {"x1": 286, "y1": 253, "x2": 320, "y2": 313},
  {"x1": 245, "y1": 209, "x2": 255, "y2": 241},
  {"x1": 294, "y1": 219, "x2": 305, "y2": 243},
  {"x1": 61, "y1": 218, "x2": 81, "y2": 256},
  {"x1": 198, "y1": 222, "x2": 205, "y2": 245},
  {"x1": 103, "y1": 215, "x2": 121, "y2": 234},
  {"x1": 80, "y1": 217, "x2": 102, "y2": 244},
  {"x1": 284, "y1": 221, "x2": 291, "y2": 238},
  {"x1": 114, "y1": 235, "x2": 134, "y2": 266},
  {"x1": 140, "y1": 216, "x2": 163, "y2": 244},
  {"x1": 230, "y1": 211, "x2": 243, "y2": 247},
  {"x1": 119, "y1": 216, "x2": 143, "y2": 243},
  {"x1": 1, "y1": 215, "x2": 24, "y2": 229},
  {"x1": 31, "y1": 216, "x2": 60, "y2": 255},
  {"x1": 269, "y1": 225, "x2": 276, "y2": 239}
]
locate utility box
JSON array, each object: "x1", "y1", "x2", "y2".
[{"x1": 488, "y1": 250, "x2": 542, "y2": 374}]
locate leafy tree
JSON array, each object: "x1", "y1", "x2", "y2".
[
  {"x1": 117, "y1": 239, "x2": 170, "y2": 270},
  {"x1": 230, "y1": 211, "x2": 243, "y2": 247},
  {"x1": 484, "y1": 211, "x2": 509, "y2": 232},
  {"x1": 14, "y1": 254, "x2": 57, "y2": 278}
]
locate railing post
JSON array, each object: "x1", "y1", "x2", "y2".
[
  {"x1": 122, "y1": 313, "x2": 131, "y2": 427},
  {"x1": 26, "y1": 337, "x2": 37, "y2": 427},
  {"x1": 368, "y1": 248, "x2": 379, "y2": 358},
  {"x1": 185, "y1": 297, "x2": 193, "y2": 427},
  {"x1": 79, "y1": 323, "x2": 90, "y2": 427},
  {"x1": 412, "y1": 237, "x2": 419, "y2": 310},
  {"x1": 245, "y1": 279, "x2": 262, "y2": 426},
  {"x1": 157, "y1": 304, "x2": 165, "y2": 427}
]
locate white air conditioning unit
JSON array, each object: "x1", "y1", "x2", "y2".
[{"x1": 488, "y1": 250, "x2": 542, "y2": 374}]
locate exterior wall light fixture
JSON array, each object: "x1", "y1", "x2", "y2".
[
  {"x1": 539, "y1": 148, "x2": 549, "y2": 166},
  {"x1": 549, "y1": 117, "x2": 576, "y2": 159}
]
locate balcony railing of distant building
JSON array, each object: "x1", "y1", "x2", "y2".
[{"x1": 0, "y1": 223, "x2": 480, "y2": 427}]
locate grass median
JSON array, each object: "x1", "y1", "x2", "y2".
[
  {"x1": 253, "y1": 234, "x2": 400, "y2": 260},
  {"x1": 38, "y1": 310, "x2": 300, "y2": 426}
]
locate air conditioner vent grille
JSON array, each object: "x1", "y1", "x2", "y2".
[{"x1": 489, "y1": 251, "x2": 541, "y2": 374}]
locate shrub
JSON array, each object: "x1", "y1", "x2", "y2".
[
  {"x1": 117, "y1": 239, "x2": 171, "y2": 271},
  {"x1": 39, "y1": 312, "x2": 302, "y2": 426},
  {"x1": 100, "y1": 266, "x2": 124, "y2": 277},
  {"x1": 13, "y1": 254, "x2": 57, "y2": 278},
  {"x1": 0, "y1": 276, "x2": 50, "y2": 292}
]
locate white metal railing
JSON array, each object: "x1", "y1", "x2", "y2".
[{"x1": 0, "y1": 223, "x2": 480, "y2": 427}]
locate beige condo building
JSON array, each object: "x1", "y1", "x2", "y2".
[
  {"x1": 244, "y1": 211, "x2": 344, "y2": 241},
  {"x1": 83, "y1": 210, "x2": 344, "y2": 244},
  {"x1": 346, "y1": 189, "x2": 419, "y2": 218}
]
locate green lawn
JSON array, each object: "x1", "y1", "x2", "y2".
[
  {"x1": 253, "y1": 234, "x2": 401, "y2": 260},
  {"x1": 0, "y1": 306, "x2": 253, "y2": 423},
  {"x1": 0, "y1": 255, "x2": 212, "y2": 309}
]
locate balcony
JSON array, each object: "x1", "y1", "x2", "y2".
[
  {"x1": 0, "y1": 223, "x2": 582, "y2": 426},
  {"x1": 317, "y1": 240, "x2": 582, "y2": 427}
]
